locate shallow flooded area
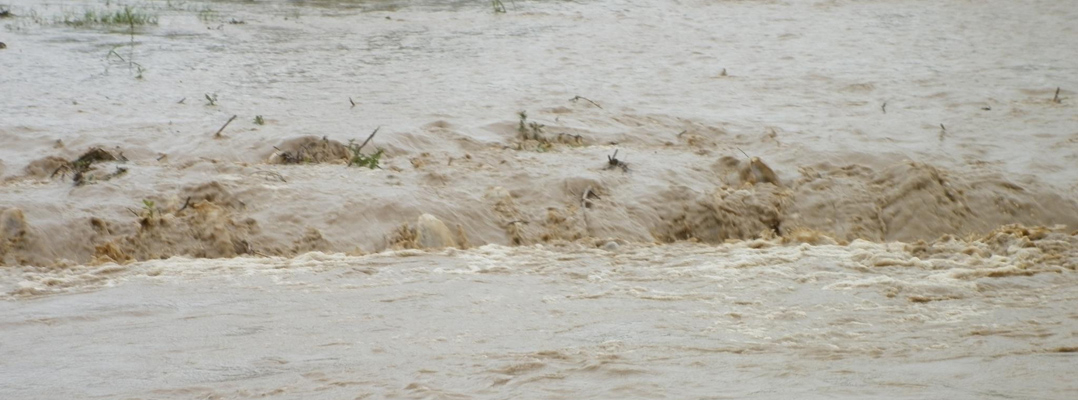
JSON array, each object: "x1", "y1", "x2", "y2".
[{"x1": 1, "y1": 0, "x2": 1076, "y2": 398}]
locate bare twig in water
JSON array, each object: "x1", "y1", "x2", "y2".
[
  {"x1": 102, "y1": 167, "x2": 128, "y2": 181},
  {"x1": 177, "y1": 196, "x2": 192, "y2": 213},
  {"x1": 177, "y1": 97, "x2": 185, "y2": 104},
  {"x1": 677, "y1": 130, "x2": 687, "y2": 137},
  {"x1": 107, "y1": 48, "x2": 126, "y2": 63},
  {"x1": 1053, "y1": 87, "x2": 1062, "y2": 104},
  {"x1": 349, "y1": 97, "x2": 357, "y2": 108},
  {"x1": 881, "y1": 102, "x2": 887, "y2": 114},
  {"x1": 355, "y1": 127, "x2": 380, "y2": 152},
  {"x1": 570, "y1": 96, "x2": 603, "y2": 109},
  {"x1": 556, "y1": 133, "x2": 585, "y2": 146},
  {"x1": 939, "y1": 124, "x2": 947, "y2": 142},
  {"x1": 272, "y1": 145, "x2": 298, "y2": 164},
  {"x1": 50, "y1": 165, "x2": 67, "y2": 180},
  {"x1": 251, "y1": 170, "x2": 287, "y2": 182},
  {"x1": 581, "y1": 186, "x2": 600, "y2": 208},
  {"x1": 736, "y1": 147, "x2": 751, "y2": 160},
  {"x1": 605, "y1": 149, "x2": 628, "y2": 172},
  {"x1": 213, "y1": 115, "x2": 238, "y2": 138}
]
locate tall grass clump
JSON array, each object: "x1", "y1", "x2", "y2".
[{"x1": 61, "y1": 6, "x2": 158, "y2": 27}]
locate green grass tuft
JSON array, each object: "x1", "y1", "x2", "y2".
[{"x1": 61, "y1": 6, "x2": 157, "y2": 27}]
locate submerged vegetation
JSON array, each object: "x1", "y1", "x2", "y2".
[
  {"x1": 348, "y1": 145, "x2": 384, "y2": 169},
  {"x1": 7, "y1": 1, "x2": 219, "y2": 29},
  {"x1": 348, "y1": 128, "x2": 385, "y2": 169},
  {"x1": 49, "y1": 147, "x2": 128, "y2": 187},
  {"x1": 513, "y1": 110, "x2": 585, "y2": 152}
]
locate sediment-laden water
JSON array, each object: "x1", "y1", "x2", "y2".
[{"x1": 1, "y1": 0, "x2": 1076, "y2": 398}]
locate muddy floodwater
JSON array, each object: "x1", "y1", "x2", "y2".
[{"x1": 1, "y1": 0, "x2": 1077, "y2": 398}]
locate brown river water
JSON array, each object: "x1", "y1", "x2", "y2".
[{"x1": 1, "y1": 0, "x2": 1076, "y2": 398}]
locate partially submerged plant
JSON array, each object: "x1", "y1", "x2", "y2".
[
  {"x1": 605, "y1": 149, "x2": 629, "y2": 172},
  {"x1": 142, "y1": 199, "x2": 157, "y2": 219},
  {"x1": 569, "y1": 95, "x2": 602, "y2": 109},
  {"x1": 347, "y1": 127, "x2": 384, "y2": 169},
  {"x1": 254, "y1": 115, "x2": 265, "y2": 125},
  {"x1": 492, "y1": 0, "x2": 507, "y2": 13},
  {"x1": 528, "y1": 121, "x2": 544, "y2": 139},
  {"x1": 348, "y1": 141, "x2": 384, "y2": 169},
  {"x1": 516, "y1": 111, "x2": 545, "y2": 141},
  {"x1": 88, "y1": 5, "x2": 151, "y2": 81},
  {"x1": 61, "y1": 6, "x2": 158, "y2": 27},
  {"x1": 556, "y1": 133, "x2": 585, "y2": 147},
  {"x1": 514, "y1": 110, "x2": 580, "y2": 152},
  {"x1": 103, "y1": 166, "x2": 129, "y2": 180},
  {"x1": 50, "y1": 147, "x2": 123, "y2": 186},
  {"x1": 204, "y1": 93, "x2": 218, "y2": 106},
  {"x1": 197, "y1": 6, "x2": 218, "y2": 23},
  {"x1": 518, "y1": 111, "x2": 528, "y2": 138}
]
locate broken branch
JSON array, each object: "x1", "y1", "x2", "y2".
[
  {"x1": 605, "y1": 149, "x2": 628, "y2": 172},
  {"x1": 177, "y1": 196, "x2": 193, "y2": 213},
  {"x1": 570, "y1": 96, "x2": 603, "y2": 109},
  {"x1": 213, "y1": 115, "x2": 238, "y2": 138},
  {"x1": 251, "y1": 170, "x2": 287, "y2": 183},
  {"x1": 355, "y1": 126, "x2": 380, "y2": 152}
]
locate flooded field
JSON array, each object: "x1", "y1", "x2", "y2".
[{"x1": 1, "y1": 0, "x2": 1076, "y2": 398}]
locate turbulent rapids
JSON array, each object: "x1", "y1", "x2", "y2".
[{"x1": 1, "y1": 0, "x2": 1076, "y2": 398}]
